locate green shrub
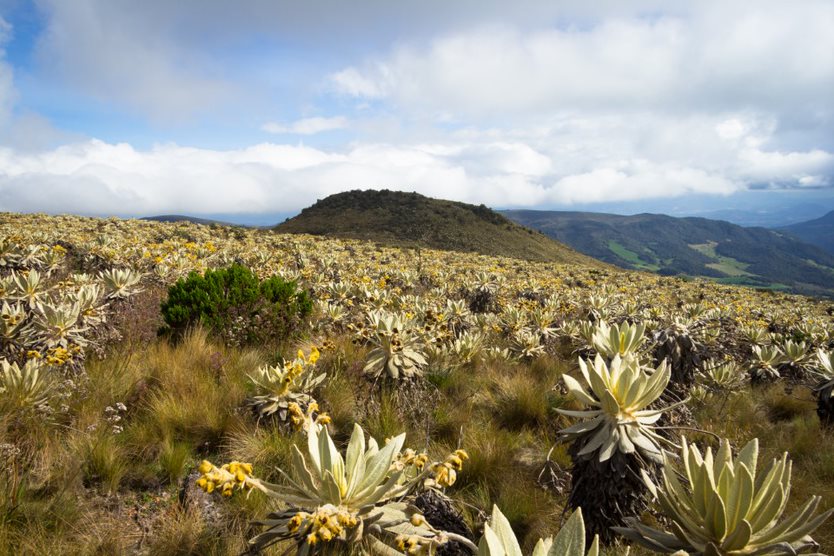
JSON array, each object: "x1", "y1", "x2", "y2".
[{"x1": 160, "y1": 264, "x2": 312, "y2": 346}]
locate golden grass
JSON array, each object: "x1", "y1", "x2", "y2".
[{"x1": 3, "y1": 323, "x2": 834, "y2": 554}]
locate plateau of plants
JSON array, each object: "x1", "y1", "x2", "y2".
[{"x1": 2, "y1": 212, "x2": 834, "y2": 555}]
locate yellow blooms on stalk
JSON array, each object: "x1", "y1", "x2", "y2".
[
  {"x1": 394, "y1": 448, "x2": 430, "y2": 471},
  {"x1": 287, "y1": 401, "x2": 305, "y2": 427},
  {"x1": 447, "y1": 449, "x2": 468, "y2": 470},
  {"x1": 45, "y1": 346, "x2": 72, "y2": 366},
  {"x1": 282, "y1": 505, "x2": 359, "y2": 547},
  {"x1": 431, "y1": 449, "x2": 469, "y2": 487},
  {"x1": 196, "y1": 460, "x2": 255, "y2": 497},
  {"x1": 396, "y1": 533, "x2": 434, "y2": 555},
  {"x1": 286, "y1": 400, "x2": 331, "y2": 431},
  {"x1": 297, "y1": 345, "x2": 320, "y2": 365}
]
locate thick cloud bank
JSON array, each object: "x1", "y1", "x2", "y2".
[{"x1": 1, "y1": 117, "x2": 830, "y2": 215}]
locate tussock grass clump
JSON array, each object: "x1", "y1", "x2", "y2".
[
  {"x1": 145, "y1": 507, "x2": 236, "y2": 556},
  {"x1": 79, "y1": 431, "x2": 128, "y2": 493},
  {"x1": 158, "y1": 438, "x2": 192, "y2": 485},
  {"x1": 451, "y1": 424, "x2": 527, "y2": 495},
  {"x1": 224, "y1": 423, "x2": 297, "y2": 483},
  {"x1": 490, "y1": 371, "x2": 554, "y2": 431},
  {"x1": 761, "y1": 384, "x2": 815, "y2": 422},
  {"x1": 430, "y1": 395, "x2": 473, "y2": 444},
  {"x1": 318, "y1": 371, "x2": 359, "y2": 437},
  {"x1": 362, "y1": 388, "x2": 410, "y2": 442},
  {"x1": 122, "y1": 328, "x2": 258, "y2": 458},
  {"x1": 493, "y1": 476, "x2": 561, "y2": 552}
]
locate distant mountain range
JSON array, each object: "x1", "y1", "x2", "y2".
[
  {"x1": 503, "y1": 210, "x2": 834, "y2": 297},
  {"x1": 274, "y1": 190, "x2": 597, "y2": 265},
  {"x1": 780, "y1": 210, "x2": 834, "y2": 256}
]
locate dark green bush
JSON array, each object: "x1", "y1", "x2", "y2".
[{"x1": 160, "y1": 264, "x2": 312, "y2": 346}]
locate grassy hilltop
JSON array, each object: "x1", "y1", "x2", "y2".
[
  {"x1": 276, "y1": 189, "x2": 597, "y2": 265},
  {"x1": 1, "y1": 211, "x2": 834, "y2": 554}
]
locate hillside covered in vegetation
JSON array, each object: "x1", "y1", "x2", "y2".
[
  {"x1": 504, "y1": 209, "x2": 834, "y2": 297},
  {"x1": 276, "y1": 190, "x2": 596, "y2": 265},
  {"x1": 1, "y1": 212, "x2": 833, "y2": 555},
  {"x1": 782, "y1": 210, "x2": 834, "y2": 256}
]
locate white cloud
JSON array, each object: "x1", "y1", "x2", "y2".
[
  {"x1": 262, "y1": 116, "x2": 348, "y2": 135},
  {"x1": 550, "y1": 164, "x2": 738, "y2": 204},
  {"x1": 738, "y1": 148, "x2": 833, "y2": 185},
  {"x1": 330, "y1": 67, "x2": 388, "y2": 99},
  {"x1": 716, "y1": 119, "x2": 747, "y2": 141},
  {"x1": 0, "y1": 117, "x2": 830, "y2": 215},
  {"x1": 330, "y1": 2, "x2": 834, "y2": 122}
]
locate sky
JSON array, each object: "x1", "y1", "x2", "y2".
[{"x1": 0, "y1": 0, "x2": 833, "y2": 226}]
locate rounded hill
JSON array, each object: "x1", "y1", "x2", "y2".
[{"x1": 275, "y1": 190, "x2": 596, "y2": 265}]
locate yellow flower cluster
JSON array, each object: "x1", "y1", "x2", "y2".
[
  {"x1": 393, "y1": 448, "x2": 430, "y2": 471},
  {"x1": 287, "y1": 401, "x2": 331, "y2": 430},
  {"x1": 431, "y1": 449, "x2": 469, "y2": 487},
  {"x1": 301, "y1": 346, "x2": 321, "y2": 365},
  {"x1": 196, "y1": 460, "x2": 254, "y2": 497},
  {"x1": 276, "y1": 347, "x2": 320, "y2": 396},
  {"x1": 286, "y1": 504, "x2": 359, "y2": 545},
  {"x1": 44, "y1": 345, "x2": 79, "y2": 366},
  {"x1": 395, "y1": 523, "x2": 439, "y2": 556}
]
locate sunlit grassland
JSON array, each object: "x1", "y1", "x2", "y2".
[
  {"x1": 2, "y1": 212, "x2": 834, "y2": 554},
  {"x1": 3, "y1": 329, "x2": 833, "y2": 553}
]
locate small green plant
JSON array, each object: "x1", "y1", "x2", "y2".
[
  {"x1": 591, "y1": 320, "x2": 646, "y2": 363},
  {"x1": 247, "y1": 346, "x2": 327, "y2": 426},
  {"x1": 813, "y1": 348, "x2": 834, "y2": 425},
  {"x1": 160, "y1": 264, "x2": 312, "y2": 346},
  {"x1": 0, "y1": 359, "x2": 53, "y2": 412}
]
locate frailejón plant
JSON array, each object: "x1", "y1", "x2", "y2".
[{"x1": 616, "y1": 437, "x2": 833, "y2": 555}]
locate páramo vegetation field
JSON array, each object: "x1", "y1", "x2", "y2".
[{"x1": 2, "y1": 212, "x2": 834, "y2": 555}]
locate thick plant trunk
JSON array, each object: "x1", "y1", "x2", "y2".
[
  {"x1": 778, "y1": 362, "x2": 809, "y2": 382},
  {"x1": 817, "y1": 381, "x2": 834, "y2": 427},
  {"x1": 415, "y1": 490, "x2": 474, "y2": 556},
  {"x1": 653, "y1": 329, "x2": 701, "y2": 396},
  {"x1": 567, "y1": 443, "x2": 655, "y2": 546}
]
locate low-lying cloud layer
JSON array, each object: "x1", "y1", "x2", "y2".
[{"x1": 1, "y1": 112, "x2": 829, "y2": 215}]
